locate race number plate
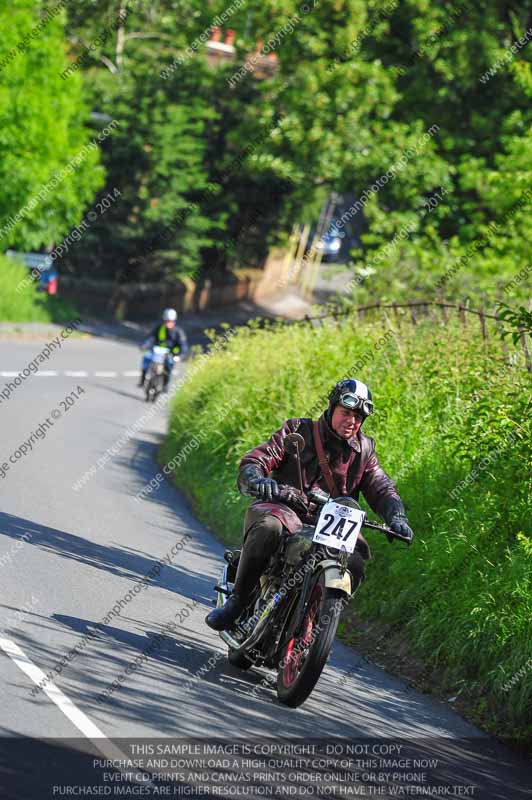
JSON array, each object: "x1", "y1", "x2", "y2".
[{"x1": 313, "y1": 501, "x2": 365, "y2": 553}]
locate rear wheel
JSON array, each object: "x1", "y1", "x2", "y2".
[
  {"x1": 227, "y1": 592, "x2": 260, "y2": 671},
  {"x1": 227, "y1": 648, "x2": 253, "y2": 670},
  {"x1": 277, "y1": 575, "x2": 343, "y2": 707}
]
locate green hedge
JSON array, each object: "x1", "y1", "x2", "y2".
[
  {"x1": 0, "y1": 255, "x2": 78, "y2": 322},
  {"x1": 162, "y1": 315, "x2": 531, "y2": 744}
]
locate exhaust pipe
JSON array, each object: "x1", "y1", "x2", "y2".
[{"x1": 219, "y1": 630, "x2": 242, "y2": 650}]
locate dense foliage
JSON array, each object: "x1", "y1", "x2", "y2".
[
  {"x1": 0, "y1": 255, "x2": 78, "y2": 322},
  {"x1": 162, "y1": 314, "x2": 531, "y2": 744},
  {"x1": 53, "y1": 0, "x2": 289, "y2": 281},
  {"x1": 0, "y1": 0, "x2": 104, "y2": 255},
  {"x1": 32, "y1": 0, "x2": 530, "y2": 300},
  {"x1": 1, "y1": 1, "x2": 530, "y2": 298}
]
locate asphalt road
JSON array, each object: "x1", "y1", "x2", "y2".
[{"x1": 0, "y1": 326, "x2": 529, "y2": 799}]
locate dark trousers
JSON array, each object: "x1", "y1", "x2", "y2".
[{"x1": 233, "y1": 507, "x2": 365, "y2": 602}]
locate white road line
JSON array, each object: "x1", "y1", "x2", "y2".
[
  {"x1": 0, "y1": 636, "x2": 152, "y2": 786},
  {"x1": 2, "y1": 370, "x2": 141, "y2": 377},
  {"x1": 0, "y1": 636, "x2": 105, "y2": 738}
]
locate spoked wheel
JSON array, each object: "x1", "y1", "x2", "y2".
[{"x1": 277, "y1": 575, "x2": 344, "y2": 707}]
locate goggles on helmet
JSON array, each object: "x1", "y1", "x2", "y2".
[{"x1": 338, "y1": 391, "x2": 374, "y2": 417}]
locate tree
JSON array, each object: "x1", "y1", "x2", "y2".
[
  {"x1": 53, "y1": 0, "x2": 532, "y2": 303},
  {"x1": 342, "y1": 0, "x2": 532, "y2": 303},
  {"x1": 0, "y1": 0, "x2": 104, "y2": 253}
]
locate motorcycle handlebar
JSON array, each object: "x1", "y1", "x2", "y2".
[
  {"x1": 362, "y1": 519, "x2": 412, "y2": 543},
  {"x1": 248, "y1": 484, "x2": 410, "y2": 543}
]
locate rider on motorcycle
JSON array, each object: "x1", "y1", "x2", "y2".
[
  {"x1": 138, "y1": 308, "x2": 188, "y2": 390},
  {"x1": 206, "y1": 378, "x2": 414, "y2": 631}
]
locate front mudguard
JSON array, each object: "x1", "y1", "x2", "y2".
[{"x1": 319, "y1": 559, "x2": 353, "y2": 596}]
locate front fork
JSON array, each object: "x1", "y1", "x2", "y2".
[{"x1": 280, "y1": 559, "x2": 352, "y2": 651}]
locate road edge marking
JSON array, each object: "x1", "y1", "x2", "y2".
[{"x1": 0, "y1": 636, "x2": 152, "y2": 786}]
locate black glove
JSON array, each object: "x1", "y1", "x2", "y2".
[
  {"x1": 238, "y1": 465, "x2": 279, "y2": 501},
  {"x1": 281, "y1": 486, "x2": 309, "y2": 517},
  {"x1": 254, "y1": 477, "x2": 280, "y2": 501},
  {"x1": 387, "y1": 513, "x2": 414, "y2": 544}
]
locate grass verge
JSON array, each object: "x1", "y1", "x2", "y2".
[{"x1": 0, "y1": 255, "x2": 79, "y2": 322}]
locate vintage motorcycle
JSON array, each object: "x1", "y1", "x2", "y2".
[{"x1": 211, "y1": 433, "x2": 411, "y2": 707}]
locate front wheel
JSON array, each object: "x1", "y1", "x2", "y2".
[
  {"x1": 277, "y1": 575, "x2": 344, "y2": 707},
  {"x1": 145, "y1": 374, "x2": 155, "y2": 402},
  {"x1": 145, "y1": 374, "x2": 161, "y2": 402}
]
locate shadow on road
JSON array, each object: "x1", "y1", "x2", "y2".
[
  {"x1": 0, "y1": 510, "x2": 211, "y2": 604},
  {"x1": 0, "y1": 728, "x2": 529, "y2": 800},
  {"x1": 91, "y1": 382, "x2": 145, "y2": 401},
  {"x1": 0, "y1": 430, "x2": 504, "y2": 741},
  {"x1": 5, "y1": 397, "x2": 529, "y2": 754}
]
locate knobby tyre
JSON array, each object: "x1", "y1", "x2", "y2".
[{"x1": 277, "y1": 575, "x2": 344, "y2": 707}]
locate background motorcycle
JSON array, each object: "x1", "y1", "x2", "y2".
[
  {"x1": 144, "y1": 346, "x2": 178, "y2": 402},
  {"x1": 211, "y1": 433, "x2": 411, "y2": 707}
]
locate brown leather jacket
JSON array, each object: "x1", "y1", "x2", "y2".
[{"x1": 238, "y1": 413, "x2": 405, "y2": 540}]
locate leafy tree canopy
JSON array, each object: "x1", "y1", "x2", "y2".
[{"x1": 0, "y1": 0, "x2": 104, "y2": 253}]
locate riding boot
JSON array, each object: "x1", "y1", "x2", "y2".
[
  {"x1": 232, "y1": 514, "x2": 283, "y2": 601},
  {"x1": 205, "y1": 594, "x2": 245, "y2": 631},
  {"x1": 138, "y1": 370, "x2": 146, "y2": 388},
  {"x1": 205, "y1": 512, "x2": 282, "y2": 631}
]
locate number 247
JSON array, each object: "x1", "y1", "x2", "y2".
[{"x1": 317, "y1": 514, "x2": 359, "y2": 541}]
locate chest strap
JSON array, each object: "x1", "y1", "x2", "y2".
[{"x1": 312, "y1": 420, "x2": 339, "y2": 498}]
